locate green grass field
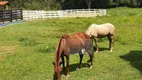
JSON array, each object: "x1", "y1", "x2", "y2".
[{"x1": 0, "y1": 7, "x2": 142, "y2": 80}]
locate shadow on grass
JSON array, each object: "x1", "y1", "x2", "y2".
[
  {"x1": 99, "y1": 47, "x2": 109, "y2": 51},
  {"x1": 93, "y1": 46, "x2": 109, "y2": 51},
  {"x1": 69, "y1": 63, "x2": 89, "y2": 72},
  {"x1": 53, "y1": 63, "x2": 89, "y2": 80},
  {"x1": 62, "y1": 63, "x2": 89, "y2": 75},
  {"x1": 120, "y1": 51, "x2": 142, "y2": 74}
]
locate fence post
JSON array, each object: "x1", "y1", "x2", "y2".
[
  {"x1": 10, "y1": 10, "x2": 12, "y2": 22},
  {"x1": 15, "y1": 10, "x2": 18, "y2": 21},
  {"x1": 20, "y1": 9, "x2": 23, "y2": 20},
  {"x1": 103, "y1": 9, "x2": 106, "y2": 16},
  {"x1": 2, "y1": 10, "x2": 4, "y2": 24}
]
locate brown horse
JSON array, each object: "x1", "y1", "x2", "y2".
[
  {"x1": 86, "y1": 23, "x2": 115, "y2": 52},
  {"x1": 53, "y1": 32, "x2": 94, "y2": 80}
]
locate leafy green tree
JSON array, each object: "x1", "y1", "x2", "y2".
[
  {"x1": 7, "y1": 0, "x2": 61, "y2": 10},
  {"x1": 3, "y1": 0, "x2": 142, "y2": 10}
]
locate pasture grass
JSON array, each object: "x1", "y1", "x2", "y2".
[{"x1": 0, "y1": 7, "x2": 142, "y2": 80}]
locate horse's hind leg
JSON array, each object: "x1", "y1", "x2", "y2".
[
  {"x1": 86, "y1": 48, "x2": 94, "y2": 69},
  {"x1": 61, "y1": 54, "x2": 65, "y2": 72},
  {"x1": 76, "y1": 54, "x2": 83, "y2": 70},
  {"x1": 107, "y1": 34, "x2": 114, "y2": 52},
  {"x1": 111, "y1": 35, "x2": 114, "y2": 51}
]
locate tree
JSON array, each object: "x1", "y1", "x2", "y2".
[
  {"x1": 137, "y1": 0, "x2": 142, "y2": 7},
  {"x1": 4, "y1": 0, "x2": 142, "y2": 10},
  {"x1": 86, "y1": 0, "x2": 92, "y2": 9},
  {"x1": 6, "y1": 0, "x2": 61, "y2": 10},
  {"x1": 56, "y1": 0, "x2": 65, "y2": 9}
]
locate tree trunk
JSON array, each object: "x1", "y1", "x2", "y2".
[{"x1": 86, "y1": 0, "x2": 92, "y2": 9}]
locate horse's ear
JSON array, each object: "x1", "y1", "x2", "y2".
[{"x1": 52, "y1": 62, "x2": 55, "y2": 65}]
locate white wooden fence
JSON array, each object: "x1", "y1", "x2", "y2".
[{"x1": 23, "y1": 9, "x2": 106, "y2": 20}]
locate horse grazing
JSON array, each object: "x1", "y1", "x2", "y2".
[
  {"x1": 86, "y1": 23, "x2": 115, "y2": 52},
  {"x1": 53, "y1": 32, "x2": 94, "y2": 80}
]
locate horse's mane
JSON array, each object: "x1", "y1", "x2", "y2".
[{"x1": 55, "y1": 36, "x2": 65, "y2": 67}]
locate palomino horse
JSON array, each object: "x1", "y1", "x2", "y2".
[
  {"x1": 53, "y1": 32, "x2": 94, "y2": 80},
  {"x1": 86, "y1": 23, "x2": 115, "y2": 52}
]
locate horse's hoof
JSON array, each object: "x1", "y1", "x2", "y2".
[
  {"x1": 66, "y1": 74, "x2": 70, "y2": 80},
  {"x1": 110, "y1": 49, "x2": 112, "y2": 52},
  {"x1": 90, "y1": 66, "x2": 93, "y2": 69},
  {"x1": 95, "y1": 51, "x2": 98, "y2": 53},
  {"x1": 76, "y1": 67, "x2": 80, "y2": 71}
]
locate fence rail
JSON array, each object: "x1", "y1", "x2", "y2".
[
  {"x1": 0, "y1": 10, "x2": 23, "y2": 23},
  {"x1": 23, "y1": 9, "x2": 106, "y2": 20}
]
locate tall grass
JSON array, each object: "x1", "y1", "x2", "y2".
[{"x1": 0, "y1": 7, "x2": 142, "y2": 80}]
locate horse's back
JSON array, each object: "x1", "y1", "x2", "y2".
[
  {"x1": 63, "y1": 32, "x2": 91, "y2": 40},
  {"x1": 62, "y1": 32, "x2": 93, "y2": 54},
  {"x1": 86, "y1": 23, "x2": 115, "y2": 38},
  {"x1": 63, "y1": 32, "x2": 92, "y2": 45},
  {"x1": 102, "y1": 23, "x2": 115, "y2": 35},
  {"x1": 101, "y1": 23, "x2": 115, "y2": 29}
]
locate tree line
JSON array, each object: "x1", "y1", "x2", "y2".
[{"x1": 4, "y1": 0, "x2": 142, "y2": 10}]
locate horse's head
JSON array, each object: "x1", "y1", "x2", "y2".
[{"x1": 53, "y1": 61, "x2": 62, "y2": 80}]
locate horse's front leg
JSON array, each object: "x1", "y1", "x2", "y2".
[
  {"x1": 94, "y1": 38, "x2": 99, "y2": 52},
  {"x1": 65, "y1": 55, "x2": 70, "y2": 79},
  {"x1": 61, "y1": 54, "x2": 65, "y2": 72},
  {"x1": 76, "y1": 54, "x2": 83, "y2": 70}
]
